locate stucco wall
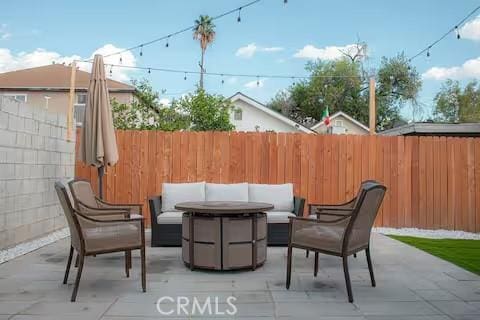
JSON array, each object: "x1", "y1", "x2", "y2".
[
  {"x1": 0, "y1": 96, "x2": 75, "y2": 250},
  {"x1": 231, "y1": 99, "x2": 303, "y2": 132}
]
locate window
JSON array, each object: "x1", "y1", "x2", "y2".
[
  {"x1": 234, "y1": 108, "x2": 242, "y2": 120},
  {"x1": 4, "y1": 94, "x2": 27, "y2": 103},
  {"x1": 334, "y1": 119, "x2": 344, "y2": 127},
  {"x1": 74, "y1": 93, "x2": 87, "y2": 127},
  {"x1": 76, "y1": 93, "x2": 87, "y2": 105}
]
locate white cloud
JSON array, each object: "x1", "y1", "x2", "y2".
[
  {"x1": 422, "y1": 56, "x2": 480, "y2": 80},
  {"x1": 293, "y1": 44, "x2": 359, "y2": 60},
  {"x1": 460, "y1": 15, "x2": 480, "y2": 41},
  {"x1": 227, "y1": 77, "x2": 238, "y2": 84},
  {"x1": 159, "y1": 98, "x2": 171, "y2": 106},
  {"x1": 0, "y1": 44, "x2": 136, "y2": 82},
  {"x1": 244, "y1": 78, "x2": 265, "y2": 89},
  {"x1": 236, "y1": 43, "x2": 284, "y2": 58},
  {"x1": 0, "y1": 24, "x2": 11, "y2": 40}
]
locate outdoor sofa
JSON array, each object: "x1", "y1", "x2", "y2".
[{"x1": 149, "y1": 182, "x2": 305, "y2": 247}]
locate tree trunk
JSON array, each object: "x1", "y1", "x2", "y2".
[{"x1": 199, "y1": 48, "x2": 205, "y2": 89}]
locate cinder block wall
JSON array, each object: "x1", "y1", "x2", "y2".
[{"x1": 0, "y1": 96, "x2": 75, "y2": 250}]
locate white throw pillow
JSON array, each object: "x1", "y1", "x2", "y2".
[
  {"x1": 206, "y1": 183, "x2": 249, "y2": 202},
  {"x1": 161, "y1": 182, "x2": 206, "y2": 212},
  {"x1": 248, "y1": 183, "x2": 294, "y2": 212}
]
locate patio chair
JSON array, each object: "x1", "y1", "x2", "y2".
[
  {"x1": 286, "y1": 181, "x2": 386, "y2": 303},
  {"x1": 68, "y1": 179, "x2": 142, "y2": 277},
  {"x1": 55, "y1": 181, "x2": 146, "y2": 302},
  {"x1": 305, "y1": 180, "x2": 378, "y2": 258}
]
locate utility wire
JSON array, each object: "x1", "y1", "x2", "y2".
[{"x1": 409, "y1": 5, "x2": 480, "y2": 62}]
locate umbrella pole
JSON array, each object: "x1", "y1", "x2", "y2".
[{"x1": 98, "y1": 166, "x2": 104, "y2": 199}]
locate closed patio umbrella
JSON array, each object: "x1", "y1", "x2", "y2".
[{"x1": 78, "y1": 54, "x2": 118, "y2": 198}]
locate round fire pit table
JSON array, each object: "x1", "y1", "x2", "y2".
[{"x1": 175, "y1": 201, "x2": 273, "y2": 271}]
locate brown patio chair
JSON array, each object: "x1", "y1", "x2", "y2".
[
  {"x1": 286, "y1": 181, "x2": 386, "y2": 303},
  {"x1": 55, "y1": 181, "x2": 146, "y2": 302},
  {"x1": 68, "y1": 179, "x2": 142, "y2": 277},
  {"x1": 305, "y1": 180, "x2": 378, "y2": 258}
]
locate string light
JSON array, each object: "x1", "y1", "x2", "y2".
[
  {"x1": 409, "y1": 5, "x2": 479, "y2": 62},
  {"x1": 148, "y1": 68, "x2": 151, "y2": 74},
  {"x1": 109, "y1": 65, "x2": 113, "y2": 76},
  {"x1": 119, "y1": 56, "x2": 123, "y2": 64},
  {"x1": 165, "y1": 35, "x2": 170, "y2": 48},
  {"x1": 455, "y1": 26, "x2": 461, "y2": 39},
  {"x1": 98, "y1": 0, "x2": 261, "y2": 60},
  {"x1": 256, "y1": 76, "x2": 260, "y2": 86},
  {"x1": 184, "y1": 72, "x2": 187, "y2": 80},
  {"x1": 221, "y1": 74, "x2": 225, "y2": 84},
  {"x1": 284, "y1": 0, "x2": 288, "y2": 3},
  {"x1": 237, "y1": 8, "x2": 242, "y2": 22},
  {"x1": 139, "y1": 45, "x2": 143, "y2": 56}
]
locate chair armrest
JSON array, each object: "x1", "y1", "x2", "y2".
[
  {"x1": 308, "y1": 198, "x2": 356, "y2": 215},
  {"x1": 289, "y1": 214, "x2": 351, "y2": 224},
  {"x1": 77, "y1": 201, "x2": 131, "y2": 217},
  {"x1": 293, "y1": 196, "x2": 305, "y2": 216},
  {"x1": 95, "y1": 197, "x2": 143, "y2": 215},
  {"x1": 73, "y1": 208, "x2": 137, "y2": 223},
  {"x1": 148, "y1": 195, "x2": 162, "y2": 227}
]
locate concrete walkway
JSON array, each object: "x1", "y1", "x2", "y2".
[{"x1": 0, "y1": 233, "x2": 478, "y2": 319}]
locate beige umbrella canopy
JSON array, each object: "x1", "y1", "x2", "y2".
[{"x1": 78, "y1": 54, "x2": 118, "y2": 198}]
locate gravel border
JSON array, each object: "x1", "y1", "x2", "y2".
[
  {"x1": 374, "y1": 227, "x2": 480, "y2": 240},
  {"x1": 0, "y1": 228, "x2": 69, "y2": 265}
]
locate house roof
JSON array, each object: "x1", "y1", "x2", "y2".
[
  {"x1": 0, "y1": 64, "x2": 135, "y2": 92},
  {"x1": 379, "y1": 122, "x2": 480, "y2": 136},
  {"x1": 310, "y1": 111, "x2": 370, "y2": 132},
  {"x1": 229, "y1": 92, "x2": 315, "y2": 133}
]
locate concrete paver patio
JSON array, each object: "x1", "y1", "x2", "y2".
[{"x1": 0, "y1": 233, "x2": 479, "y2": 319}]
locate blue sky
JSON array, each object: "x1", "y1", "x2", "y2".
[{"x1": 1, "y1": 0, "x2": 479, "y2": 121}]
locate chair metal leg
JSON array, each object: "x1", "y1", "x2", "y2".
[
  {"x1": 125, "y1": 251, "x2": 130, "y2": 278},
  {"x1": 286, "y1": 245, "x2": 292, "y2": 289},
  {"x1": 306, "y1": 250, "x2": 309, "y2": 258},
  {"x1": 366, "y1": 246, "x2": 376, "y2": 287},
  {"x1": 314, "y1": 252, "x2": 319, "y2": 277},
  {"x1": 342, "y1": 256, "x2": 353, "y2": 303},
  {"x1": 141, "y1": 247, "x2": 146, "y2": 292},
  {"x1": 63, "y1": 246, "x2": 74, "y2": 284},
  {"x1": 71, "y1": 254, "x2": 84, "y2": 302}
]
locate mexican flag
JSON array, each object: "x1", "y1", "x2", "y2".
[{"x1": 322, "y1": 106, "x2": 330, "y2": 126}]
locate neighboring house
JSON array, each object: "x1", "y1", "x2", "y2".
[
  {"x1": 380, "y1": 122, "x2": 480, "y2": 137},
  {"x1": 311, "y1": 111, "x2": 370, "y2": 135},
  {"x1": 0, "y1": 64, "x2": 135, "y2": 125},
  {"x1": 230, "y1": 92, "x2": 313, "y2": 133}
]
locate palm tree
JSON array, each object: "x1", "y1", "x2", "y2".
[{"x1": 193, "y1": 15, "x2": 216, "y2": 89}]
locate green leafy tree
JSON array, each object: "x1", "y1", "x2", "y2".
[
  {"x1": 111, "y1": 79, "x2": 189, "y2": 130},
  {"x1": 267, "y1": 51, "x2": 420, "y2": 130},
  {"x1": 193, "y1": 15, "x2": 216, "y2": 89},
  {"x1": 433, "y1": 80, "x2": 480, "y2": 123},
  {"x1": 173, "y1": 88, "x2": 234, "y2": 131}
]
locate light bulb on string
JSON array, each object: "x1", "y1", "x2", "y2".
[
  {"x1": 284, "y1": 0, "x2": 288, "y2": 3},
  {"x1": 139, "y1": 45, "x2": 143, "y2": 57},
  {"x1": 148, "y1": 68, "x2": 151, "y2": 74},
  {"x1": 256, "y1": 76, "x2": 260, "y2": 87},
  {"x1": 291, "y1": 77, "x2": 296, "y2": 86},
  {"x1": 237, "y1": 8, "x2": 242, "y2": 22},
  {"x1": 166, "y1": 36, "x2": 170, "y2": 48},
  {"x1": 221, "y1": 74, "x2": 225, "y2": 85},
  {"x1": 455, "y1": 26, "x2": 461, "y2": 39},
  {"x1": 119, "y1": 56, "x2": 123, "y2": 64},
  {"x1": 426, "y1": 47, "x2": 430, "y2": 58},
  {"x1": 184, "y1": 72, "x2": 187, "y2": 81},
  {"x1": 109, "y1": 65, "x2": 113, "y2": 76}
]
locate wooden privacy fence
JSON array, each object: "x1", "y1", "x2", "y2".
[{"x1": 75, "y1": 130, "x2": 480, "y2": 233}]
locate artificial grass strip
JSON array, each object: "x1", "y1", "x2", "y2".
[{"x1": 389, "y1": 235, "x2": 480, "y2": 275}]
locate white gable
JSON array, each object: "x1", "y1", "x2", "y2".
[
  {"x1": 230, "y1": 93, "x2": 312, "y2": 133},
  {"x1": 311, "y1": 111, "x2": 369, "y2": 135}
]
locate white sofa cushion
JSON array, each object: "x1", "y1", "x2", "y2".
[
  {"x1": 162, "y1": 182, "x2": 206, "y2": 212},
  {"x1": 157, "y1": 211, "x2": 183, "y2": 224},
  {"x1": 248, "y1": 183, "x2": 294, "y2": 212},
  {"x1": 205, "y1": 182, "x2": 249, "y2": 202},
  {"x1": 267, "y1": 212, "x2": 296, "y2": 223}
]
